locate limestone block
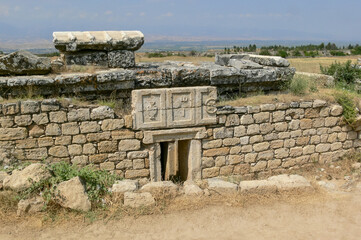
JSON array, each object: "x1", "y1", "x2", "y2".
[
  {"x1": 223, "y1": 138, "x2": 240, "y2": 146},
  {"x1": 325, "y1": 117, "x2": 339, "y2": 127},
  {"x1": 45, "y1": 123, "x2": 61, "y2": 136},
  {"x1": 38, "y1": 137, "x2": 53, "y2": 147},
  {"x1": 49, "y1": 146, "x2": 69, "y2": 157},
  {"x1": 202, "y1": 139, "x2": 223, "y2": 149},
  {"x1": 33, "y1": 113, "x2": 49, "y2": 125},
  {"x1": 108, "y1": 50, "x2": 135, "y2": 68},
  {"x1": 1, "y1": 49, "x2": 45, "y2": 74},
  {"x1": 101, "y1": 119, "x2": 124, "y2": 131},
  {"x1": 86, "y1": 132, "x2": 111, "y2": 142},
  {"x1": 215, "y1": 156, "x2": 226, "y2": 167},
  {"x1": 330, "y1": 105, "x2": 343, "y2": 116},
  {"x1": 253, "y1": 112, "x2": 270, "y2": 123},
  {"x1": 14, "y1": 115, "x2": 32, "y2": 126},
  {"x1": 56, "y1": 176, "x2": 91, "y2": 211},
  {"x1": 247, "y1": 124, "x2": 260, "y2": 135},
  {"x1": 98, "y1": 141, "x2": 118, "y2": 153},
  {"x1": 275, "y1": 122, "x2": 288, "y2": 132},
  {"x1": 112, "y1": 129, "x2": 135, "y2": 139},
  {"x1": 203, "y1": 147, "x2": 229, "y2": 157},
  {"x1": 202, "y1": 167, "x2": 220, "y2": 178},
  {"x1": 21, "y1": 101, "x2": 40, "y2": 114},
  {"x1": 16, "y1": 139, "x2": 37, "y2": 149},
  {"x1": 313, "y1": 100, "x2": 327, "y2": 108},
  {"x1": 71, "y1": 156, "x2": 89, "y2": 166},
  {"x1": 53, "y1": 31, "x2": 144, "y2": 52},
  {"x1": 68, "y1": 144, "x2": 82, "y2": 156},
  {"x1": 257, "y1": 150, "x2": 274, "y2": 161},
  {"x1": 64, "y1": 51, "x2": 108, "y2": 66},
  {"x1": 91, "y1": 106, "x2": 114, "y2": 120},
  {"x1": 67, "y1": 109, "x2": 90, "y2": 122},
  {"x1": 83, "y1": 143, "x2": 96, "y2": 155},
  {"x1": 2, "y1": 103, "x2": 19, "y2": 115},
  {"x1": 127, "y1": 151, "x2": 148, "y2": 159},
  {"x1": 89, "y1": 154, "x2": 108, "y2": 164},
  {"x1": 183, "y1": 181, "x2": 203, "y2": 196},
  {"x1": 25, "y1": 148, "x2": 48, "y2": 160},
  {"x1": 245, "y1": 153, "x2": 257, "y2": 163},
  {"x1": 207, "y1": 178, "x2": 238, "y2": 193},
  {"x1": 253, "y1": 142, "x2": 270, "y2": 152},
  {"x1": 275, "y1": 148, "x2": 289, "y2": 159},
  {"x1": 260, "y1": 123, "x2": 274, "y2": 134},
  {"x1": 225, "y1": 114, "x2": 239, "y2": 126},
  {"x1": 0, "y1": 128, "x2": 27, "y2": 140},
  {"x1": 17, "y1": 196, "x2": 45, "y2": 216},
  {"x1": 61, "y1": 122, "x2": 80, "y2": 135},
  {"x1": 3, "y1": 163, "x2": 51, "y2": 192},
  {"x1": 80, "y1": 121, "x2": 101, "y2": 133},
  {"x1": 228, "y1": 155, "x2": 244, "y2": 165},
  {"x1": 250, "y1": 161, "x2": 267, "y2": 172},
  {"x1": 125, "y1": 169, "x2": 150, "y2": 179},
  {"x1": 142, "y1": 127, "x2": 207, "y2": 144},
  {"x1": 228, "y1": 59, "x2": 263, "y2": 69},
  {"x1": 268, "y1": 174, "x2": 313, "y2": 191},
  {"x1": 214, "y1": 127, "x2": 234, "y2": 138},
  {"x1": 118, "y1": 139, "x2": 141, "y2": 151},
  {"x1": 239, "y1": 180, "x2": 277, "y2": 194},
  {"x1": 41, "y1": 99, "x2": 60, "y2": 112},
  {"x1": 72, "y1": 135, "x2": 87, "y2": 144},
  {"x1": 124, "y1": 192, "x2": 155, "y2": 208},
  {"x1": 315, "y1": 144, "x2": 331, "y2": 153},
  {"x1": 55, "y1": 136, "x2": 71, "y2": 145},
  {"x1": 49, "y1": 111, "x2": 67, "y2": 123},
  {"x1": 240, "y1": 115, "x2": 254, "y2": 125},
  {"x1": 100, "y1": 162, "x2": 115, "y2": 170},
  {"x1": 133, "y1": 159, "x2": 144, "y2": 169},
  {"x1": 111, "y1": 180, "x2": 138, "y2": 193}
]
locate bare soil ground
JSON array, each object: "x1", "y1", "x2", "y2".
[
  {"x1": 0, "y1": 189, "x2": 360, "y2": 240},
  {"x1": 0, "y1": 158, "x2": 360, "y2": 240}
]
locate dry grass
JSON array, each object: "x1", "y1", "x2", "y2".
[
  {"x1": 135, "y1": 53, "x2": 213, "y2": 64},
  {"x1": 220, "y1": 87, "x2": 337, "y2": 107},
  {"x1": 288, "y1": 55, "x2": 360, "y2": 73}
]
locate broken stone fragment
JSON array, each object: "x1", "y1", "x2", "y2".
[
  {"x1": 123, "y1": 192, "x2": 155, "y2": 208},
  {"x1": 215, "y1": 53, "x2": 290, "y2": 67},
  {"x1": 111, "y1": 179, "x2": 138, "y2": 193},
  {"x1": 17, "y1": 196, "x2": 45, "y2": 216},
  {"x1": 207, "y1": 178, "x2": 238, "y2": 194},
  {"x1": 56, "y1": 176, "x2": 91, "y2": 211},
  {"x1": 140, "y1": 181, "x2": 178, "y2": 195},
  {"x1": 3, "y1": 163, "x2": 52, "y2": 192},
  {"x1": 0, "y1": 51, "x2": 51, "y2": 76}
]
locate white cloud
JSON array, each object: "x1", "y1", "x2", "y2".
[
  {"x1": 105, "y1": 10, "x2": 112, "y2": 15},
  {"x1": 139, "y1": 12, "x2": 146, "y2": 16}
]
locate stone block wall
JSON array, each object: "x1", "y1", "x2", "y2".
[
  {"x1": 0, "y1": 99, "x2": 149, "y2": 179},
  {"x1": 201, "y1": 100, "x2": 360, "y2": 179},
  {"x1": 1, "y1": 98, "x2": 359, "y2": 181}
]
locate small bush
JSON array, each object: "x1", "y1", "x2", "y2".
[
  {"x1": 334, "y1": 92, "x2": 357, "y2": 125},
  {"x1": 330, "y1": 51, "x2": 346, "y2": 56},
  {"x1": 292, "y1": 50, "x2": 302, "y2": 57},
  {"x1": 259, "y1": 50, "x2": 271, "y2": 56},
  {"x1": 289, "y1": 75, "x2": 309, "y2": 95},
  {"x1": 320, "y1": 60, "x2": 361, "y2": 84},
  {"x1": 276, "y1": 50, "x2": 288, "y2": 58}
]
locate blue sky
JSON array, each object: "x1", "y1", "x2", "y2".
[{"x1": 0, "y1": 0, "x2": 360, "y2": 41}]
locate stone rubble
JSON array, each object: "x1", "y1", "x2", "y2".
[
  {"x1": 0, "y1": 51, "x2": 51, "y2": 76},
  {"x1": 123, "y1": 192, "x2": 155, "y2": 208},
  {"x1": 17, "y1": 196, "x2": 45, "y2": 216},
  {"x1": 111, "y1": 179, "x2": 138, "y2": 193},
  {"x1": 56, "y1": 176, "x2": 92, "y2": 212},
  {"x1": 3, "y1": 163, "x2": 51, "y2": 192}
]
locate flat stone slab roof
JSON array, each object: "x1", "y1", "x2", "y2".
[{"x1": 53, "y1": 31, "x2": 144, "y2": 52}]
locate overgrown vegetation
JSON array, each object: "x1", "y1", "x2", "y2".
[
  {"x1": 21, "y1": 162, "x2": 120, "y2": 208},
  {"x1": 320, "y1": 60, "x2": 361, "y2": 86},
  {"x1": 288, "y1": 75, "x2": 318, "y2": 96},
  {"x1": 334, "y1": 92, "x2": 357, "y2": 125}
]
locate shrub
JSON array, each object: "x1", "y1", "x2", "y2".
[
  {"x1": 259, "y1": 49, "x2": 271, "y2": 56},
  {"x1": 276, "y1": 50, "x2": 288, "y2": 58},
  {"x1": 289, "y1": 75, "x2": 309, "y2": 95},
  {"x1": 320, "y1": 60, "x2": 361, "y2": 84},
  {"x1": 330, "y1": 51, "x2": 346, "y2": 56},
  {"x1": 292, "y1": 50, "x2": 302, "y2": 57},
  {"x1": 22, "y1": 162, "x2": 120, "y2": 207},
  {"x1": 334, "y1": 92, "x2": 357, "y2": 125}
]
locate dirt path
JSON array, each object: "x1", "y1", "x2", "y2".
[{"x1": 1, "y1": 189, "x2": 360, "y2": 240}]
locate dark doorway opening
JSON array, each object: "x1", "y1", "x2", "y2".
[{"x1": 159, "y1": 140, "x2": 191, "y2": 182}]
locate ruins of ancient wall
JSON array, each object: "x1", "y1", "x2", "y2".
[{"x1": 0, "y1": 97, "x2": 359, "y2": 181}]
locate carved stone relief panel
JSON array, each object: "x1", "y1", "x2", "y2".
[{"x1": 132, "y1": 86, "x2": 217, "y2": 130}]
